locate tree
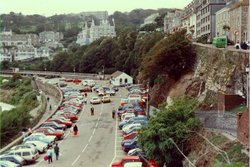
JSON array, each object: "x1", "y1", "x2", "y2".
[
  {"x1": 138, "y1": 96, "x2": 201, "y2": 166},
  {"x1": 140, "y1": 29, "x2": 196, "y2": 83}
]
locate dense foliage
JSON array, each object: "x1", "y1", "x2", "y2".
[
  {"x1": 0, "y1": 75, "x2": 38, "y2": 147},
  {"x1": 138, "y1": 96, "x2": 201, "y2": 166},
  {"x1": 140, "y1": 29, "x2": 196, "y2": 83}
]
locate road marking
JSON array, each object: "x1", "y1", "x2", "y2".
[
  {"x1": 82, "y1": 144, "x2": 88, "y2": 152},
  {"x1": 88, "y1": 135, "x2": 93, "y2": 142},
  {"x1": 108, "y1": 115, "x2": 118, "y2": 167},
  {"x1": 71, "y1": 155, "x2": 80, "y2": 166}
]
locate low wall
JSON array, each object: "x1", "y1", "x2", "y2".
[
  {"x1": 195, "y1": 111, "x2": 237, "y2": 135},
  {"x1": 0, "y1": 79, "x2": 62, "y2": 154}
]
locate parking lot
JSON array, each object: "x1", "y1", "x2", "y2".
[{"x1": 27, "y1": 78, "x2": 128, "y2": 167}]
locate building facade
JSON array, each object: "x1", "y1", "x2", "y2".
[
  {"x1": 196, "y1": 0, "x2": 226, "y2": 40},
  {"x1": 164, "y1": 10, "x2": 183, "y2": 34},
  {"x1": 39, "y1": 31, "x2": 63, "y2": 43},
  {"x1": 228, "y1": 0, "x2": 249, "y2": 43},
  {"x1": 140, "y1": 13, "x2": 159, "y2": 27},
  {"x1": 76, "y1": 19, "x2": 116, "y2": 46},
  {"x1": 215, "y1": 6, "x2": 230, "y2": 37}
]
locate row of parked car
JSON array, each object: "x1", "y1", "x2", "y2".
[
  {"x1": 112, "y1": 85, "x2": 158, "y2": 167},
  {"x1": 0, "y1": 83, "x2": 85, "y2": 167}
]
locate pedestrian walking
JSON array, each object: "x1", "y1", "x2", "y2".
[
  {"x1": 21, "y1": 127, "x2": 28, "y2": 139},
  {"x1": 91, "y1": 106, "x2": 94, "y2": 116},
  {"x1": 54, "y1": 144, "x2": 59, "y2": 160},
  {"x1": 84, "y1": 92, "x2": 87, "y2": 97},
  {"x1": 112, "y1": 108, "x2": 116, "y2": 119},
  {"x1": 49, "y1": 105, "x2": 52, "y2": 110},
  {"x1": 47, "y1": 147, "x2": 53, "y2": 164},
  {"x1": 73, "y1": 124, "x2": 78, "y2": 136}
]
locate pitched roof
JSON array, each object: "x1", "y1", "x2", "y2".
[{"x1": 111, "y1": 70, "x2": 124, "y2": 78}]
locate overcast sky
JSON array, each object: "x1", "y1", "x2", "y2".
[{"x1": 1, "y1": 0, "x2": 191, "y2": 16}]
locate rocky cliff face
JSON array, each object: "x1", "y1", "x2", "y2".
[{"x1": 151, "y1": 43, "x2": 249, "y2": 110}]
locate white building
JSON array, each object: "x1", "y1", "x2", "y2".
[
  {"x1": 76, "y1": 19, "x2": 116, "y2": 46},
  {"x1": 215, "y1": 7, "x2": 230, "y2": 37},
  {"x1": 110, "y1": 71, "x2": 133, "y2": 86},
  {"x1": 140, "y1": 13, "x2": 159, "y2": 27},
  {"x1": 164, "y1": 10, "x2": 183, "y2": 34},
  {"x1": 39, "y1": 31, "x2": 63, "y2": 43},
  {"x1": 15, "y1": 45, "x2": 37, "y2": 61}
]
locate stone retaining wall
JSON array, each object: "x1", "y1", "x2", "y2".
[{"x1": 195, "y1": 111, "x2": 237, "y2": 135}]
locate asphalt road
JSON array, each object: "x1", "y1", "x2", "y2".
[{"x1": 30, "y1": 79, "x2": 126, "y2": 167}]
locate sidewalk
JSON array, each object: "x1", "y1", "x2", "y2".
[{"x1": 37, "y1": 94, "x2": 58, "y2": 125}]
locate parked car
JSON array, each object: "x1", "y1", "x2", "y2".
[
  {"x1": 127, "y1": 148, "x2": 144, "y2": 156},
  {"x1": 23, "y1": 140, "x2": 47, "y2": 153},
  {"x1": 101, "y1": 96, "x2": 111, "y2": 103},
  {"x1": 111, "y1": 156, "x2": 142, "y2": 167},
  {"x1": 7, "y1": 148, "x2": 39, "y2": 164},
  {"x1": 0, "y1": 155, "x2": 25, "y2": 167},
  {"x1": 0, "y1": 160, "x2": 19, "y2": 167},
  {"x1": 105, "y1": 89, "x2": 116, "y2": 96},
  {"x1": 124, "y1": 126, "x2": 142, "y2": 136},
  {"x1": 54, "y1": 112, "x2": 78, "y2": 122},
  {"x1": 80, "y1": 86, "x2": 92, "y2": 92},
  {"x1": 40, "y1": 121, "x2": 66, "y2": 131},
  {"x1": 46, "y1": 118, "x2": 72, "y2": 128},
  {"x1": 24, "y1": 133, "x2": 56, "y2": 145},
  {"x1": 123, "y1": 131, "x2": 138, "y2": 140},
  {"x1": 123, "y1": 123, "x2": 142, "y2": 134},
  {"x1": 35, "y1": 128, "x2": 64, "y2": 140},
  {"x1": 90, "y1": 97, "x2": 101, "y2": 104},
  {"x1": 10, "y1": 144, "x2": 38, "y2": 154},
  {"x1": 122, "y1": 140, "x2": 139, "y2": 152}
]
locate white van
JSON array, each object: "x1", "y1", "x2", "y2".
[{"x1": 8, "y1": 148, "x2": 39, "y2": 164}]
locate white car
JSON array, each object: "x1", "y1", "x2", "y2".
[
  {"x1": 122, "y1": 123, "x2": 141, "y2": 133},
  {"x1": 121, "y1": 113, "x2": 135, "y2": 121},
  {"x1": 7, "y1": 148, "x2": 39, "y2": 164},
  {"x1": 124, "y1": 162, "x2": 142, "y2": 167},
  {"x1": 10, "y1": 144, "x2": 38, "y2": 153},
  {"x1": 29, "y1": 132, "x2": 56, "y2": 144},
  {"x1": 127, "y1": 148, "x2": 143, "y2": 156},
  {"x1": 90, "y1": 97, "x2": 101, "y2": 104},
  {"x1": 0, "y1": 160, "x2": 19, "y2": 167},
  {"x1": 23, "y1": 140, "x2": 47, "y2": 153}
]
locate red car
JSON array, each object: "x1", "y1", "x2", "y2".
[
  {"x1": 80, "y1": 86, "x2": 92, "y2": 92},
  {"x1": 35, "y1": 128, "x2": 64, "y2": 140},
  {"x1": 55, "y1": 112, "x2": 78, "y2": 122},
  {"x1": 72, "y1": 79, "x2": 81, "y2": 83},
  {"x1": 123, "y1": 131, "x2": 138, "y2": 140},
  {"x1": 47, "y1": 118, "x2": 72, "y2": 128},
  {"x1": 58, "y1": 104, "x2": 82, "y2": 110}
]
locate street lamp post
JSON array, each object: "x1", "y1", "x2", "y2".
[
  {"x1": 246, "y1": 65, "x2": 249, "y2": 107},
  {"x1": 102, "y1": 65, "x2": 105, "y2": 80}
]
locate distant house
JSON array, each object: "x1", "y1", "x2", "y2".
[{"x1": 110, "y1": 71, "x2": 133, "y2": 86}]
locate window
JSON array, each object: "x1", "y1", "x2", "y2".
[
  {"x1": 23, "y1": 152, "x2": 30, "y2": 156},
  {"x1": 119, "y1": 78, "x2": 122, "y2": 83},
  {"x1": 208, "y1": 25, "x2": 210, "y2": 30},
  {"x1": 125, "y1": 78, "x2": 128, "y2": 83}
]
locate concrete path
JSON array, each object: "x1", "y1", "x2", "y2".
[{"x1": 37, "y1": 94, "x2": 58, "y2": 125}]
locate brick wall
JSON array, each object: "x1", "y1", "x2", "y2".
[
  {"x1": 217, "y1": 92, "x2": 245, "y2": 112},
  {"x1": 237, "y1": 109, "x2": 249, "y2": 146}
]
